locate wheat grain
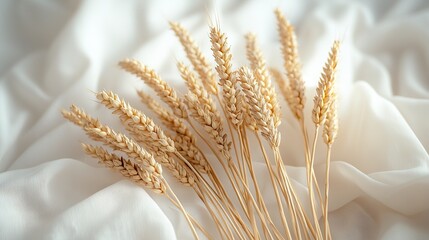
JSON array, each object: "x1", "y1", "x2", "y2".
[
  {"x1": 170, "y1": 22, "x2": 218, "y2": 95},
  {"x1": 275, "y1": 9, "x2": 306, "y2": 120},
  {"x1": 119, "y1": 59, "x2": 188, "y2": 119}
]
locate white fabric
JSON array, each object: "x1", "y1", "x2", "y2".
[{"x1": 1, "y1": 0, "x2": 429, "y2": 239}]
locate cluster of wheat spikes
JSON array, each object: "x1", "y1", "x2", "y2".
[{"x1": 62, "y1": 9, "x2": 339, "y2": 240}]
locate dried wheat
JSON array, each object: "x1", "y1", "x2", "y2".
[
  {"x1": 138, "y1": 90, "x2": 210, "y2": 174},
  {"x1": 95, "y1": 91, "x2": 198, "y2": 185},
  {"x1": 177, "y1": 62, "x2": 217, "y2": 112},
  {"x1": 312, "y1": 41, "x2": 340, "y2": 126},
  {"x1": 119, "y1": 59, "x2": 188, "y2": 119},
  {"x1": 82, "y1": 143, "x2": 166, "y2": 193},
  {"x1": 137, "y1": 90, "x2": 195, "y2": 143},
  {"x1": 97, "y1": 90, "x2": 175, "y2": 153},
  {"x1": 210, "y1": 27, "x2": 233, "y2": 88},
  {"x1": 323, "y1": 95, "x2": 338, "y2": 146},
  {"x1": 62, "y1": 106, "x2": 111, "y2": 145},
  {"x1": 245, "y1": 33, "x2": 281, "y2": 127},
  {"x1": 275, "y1": 9, "x2": 306, "y2": 120},
  {"x1": 170, "y1": 22, "x2": 218, "y2": 95},
  {"x1": 239, "y1": 67, "x2": 280, "y2": 148},
  {"x1": 184, "y1": 92, "x2": 231, "y2": 156}
]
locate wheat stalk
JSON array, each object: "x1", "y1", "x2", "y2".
[{"x1": 308, "y1": 40, "x2": 340, "y2": 240}]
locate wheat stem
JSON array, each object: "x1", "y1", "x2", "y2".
[
  {"x1": 273, "y1": 148, "x2": 302, "y2": 240},
  {"x1": 323, "y1": 146, "x2": 332, "y2": 240},
  {"x1": 255, "y1": 133, "x2": 292, "y2": 240},
  {"x1": 193, "y1": 183, "x2": 234, "y2": 240},
  {"x1": 175, "y1": 151, "x2": 253, "y2": 239},
  {"x1": 309, "y1": 127, "x2": 323, "y2": 239},
  {"x1": 165, "y1": 182, "x2": 200, "y2": 240},
  {"x1": 239, "y1": 128, "x2": 285, "y2": 240},
  {"x1": 299, "y1": 119, "x2": 323, "y2": 208},
  {"x1": 174, "y1": 151, "x2": 243, "y2": 239},
  {"x1": 195, "y1": 176, "x2": 246, "y2": 240}
]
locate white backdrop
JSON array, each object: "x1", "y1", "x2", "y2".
[{"x1": 1, "y1": 0, "x2": 429, "y2": 239}]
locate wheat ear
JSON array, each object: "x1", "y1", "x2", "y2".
[
  {"x1": 119, "y1": 59, "x2": 188, "y2": 119},
  {"x1": 208, "y1": 25, "x2": 242, "y2": 129},
  {"x1": 184, "y1": 93, "x2": 231, "y2": 156},
  {"x1": 169, "y1": 22, "x2": 218, "y2": 95},
  {"x1": 312, "y1": 40, "x2": 340, "y2": 126},
  {"x1": 177, "y1": 62, "x2": 218, "y2": 113},
  {"x1": 275, "y1": 9, "x2": 306, "y2": 120},
  {"x1": 82, "y1": 144, "x2": 166, "y2": 193},
  {"x1": 96, "y1": 91, "x2": 198, "y2": 187},
  {"x1": 137, "y1": 90, "x2": 210, "y2": 174},
  {"x1": 64, "y1": 107, "x2": 162, "y2": 177},
  {"x1": 245, "y1": 33, "x2": 281, "y2": 128},
  {"x1": 209, "y1": 27, "x2": 242, "y2": 128},
  {"x1": 78, "y1": 119, "x2": 199, "y2": 238},
  {"x1": 209, "y1": 26, "x2": 232, "y2": 89},
  {"x1": 239, "y1": 67, "x2": 280, "y2": 148}
]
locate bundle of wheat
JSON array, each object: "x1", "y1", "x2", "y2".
[{"x1": 62, "y1": 9, "x2": 339, "y2": 240}]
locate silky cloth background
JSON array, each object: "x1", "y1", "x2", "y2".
[{"x1": 1, "y1": 0, "x2": 429, "y2": 239}]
